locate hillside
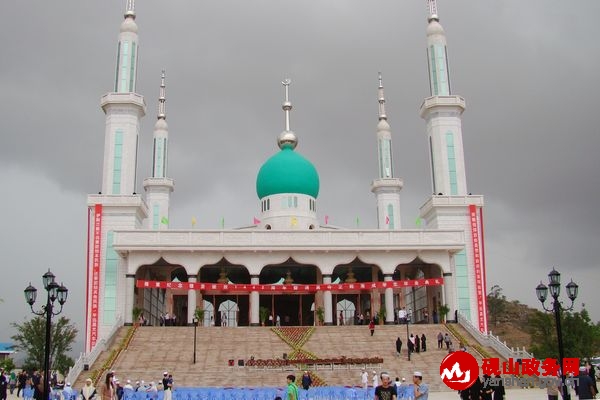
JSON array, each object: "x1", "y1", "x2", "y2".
[{"x1": 487, "y1": 298, "x2": 535, "y2": 350}]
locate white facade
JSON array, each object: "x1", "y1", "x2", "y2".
[{"x1": 84, "y1": 2, "x2": 488, "y2": 353}]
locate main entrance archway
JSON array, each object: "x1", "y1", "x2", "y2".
[{"x1": 259, "y1": 258, "x2": 318, "y2": 326}]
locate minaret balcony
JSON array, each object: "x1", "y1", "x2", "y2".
[{"x1": 419, "y1": 95, "x2": 465, "y2": 117}]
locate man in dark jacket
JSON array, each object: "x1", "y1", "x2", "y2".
[{"x1": 301, "y1": 371, "x2": 312, "y2": 391}]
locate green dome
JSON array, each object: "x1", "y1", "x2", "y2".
[{"x1": 256, "y1": 146, "x2": 320, "y2": 199}]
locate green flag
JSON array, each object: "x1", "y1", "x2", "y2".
[
  {"x1": 355, "y1": 216, "x2": 360, "y2": 228},
  {"x1": 161, "y1": 216, "x2": 169, "y2": 225},
  {"x1": 415, "y1": 216, "x2": 422, "y2": 228},
  {"x1": 220, "y1": 217, "x2": 225, "y2": 229}
]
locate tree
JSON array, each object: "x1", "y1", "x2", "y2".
[
  {"x1": 11, "y1": 316, "x2": 78, "y2": 375},
  {"x1": 528, "y1": 308, "x2": 600, "y2": 360},
  {"x1": 438, "y1": 304, "x2": 450, "y2": 323},
  {"x1": 487, "y1": 284, "x2": 507, "y2": 325},
  {"x1": 0, "y1": 357, "x2": 16, "y2": 372}
]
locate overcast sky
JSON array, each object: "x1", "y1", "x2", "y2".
[{"x1": 1, "y1": 1, "x2": 599, "y2": 356}]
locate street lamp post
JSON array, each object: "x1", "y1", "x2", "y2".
[
  {"x1": 535, "y1": 268, "x2": 578, "y2": 400},
  {"x1": 406, "y1": 319, "x2": 411, "y2": 361},
  {"x1": 24, "y1": 269, "x2": 68, "y2": 400},
  {"x1": 192, "y1": 317, "x2": 198, "y2": 364}
]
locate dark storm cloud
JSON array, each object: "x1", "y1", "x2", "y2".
[{"x1": 0, "y1": 1, "x2": 598, "y2": 353}]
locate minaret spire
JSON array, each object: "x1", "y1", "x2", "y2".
[
  {"x1": 426, "y1": 0, "x2": 439, "y2": 22},
  {"x1": 158, "y1": 70, "x2": 166, "y2": 120},
  {"x1": 125, "y1": 0, "x2": 135, "y2": 19},
  {"x1": 371, "y1": 72, "x2": 403, "y2": 229},
  {"x1": 378, "y1": 72, "x2": 387, "y2": 121},
  {"x1": 143, "y1": 69, "x2": 174, "y2": 230},
  {"x1": 277, "y1": 78, "x2": 298, "y2": 150}
]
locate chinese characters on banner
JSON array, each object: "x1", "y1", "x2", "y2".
[
  {"x1": 90, "y1": 204, "x2": 103, "y2": 349},
  {"x1": 136, "y1": 278, "x2": 444, "y2": 293},
  {"x1": 480, "y1": 357, "x2": 581, "y2": 377},
  {"x1": 469, "y1": 204, "x2": 486, "y2": 332}
]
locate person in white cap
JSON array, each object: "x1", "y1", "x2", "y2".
[
  {"x1": 372, "y1": 371, "x2": 379, "y2": 388},
  {"x1": 61, "y1": 382, "x2": 73, "y2": 400},
  {"x1": 412, "y1": 372, "x2": 428, "y2": 399},
  {"x1": 123, "y1": 380, "x2": 133, "y2": 391},
  {"x1": 162, "y1": 372, "x2": 173, "y2": 400},
  {"x1": 374, "y1": 372, "x2": 396, "y2": 400},
  {"x1": 360, "y1": 369, "x2": 368, "y2": 392},
  {"x1": 575, "y1": 366, "x2": 596, "y2": 399}
]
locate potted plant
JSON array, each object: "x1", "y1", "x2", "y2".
[
  {"x1": 316, "y1": 307, "x2": 325, "y2": 325},
  {"x1": 132, "y1": 306, "x2": 143, "y2": 326},
  {"x1": 259, "y1": 306, "x2": 270, "y2": 326},
  {"x1": 194, "y1": 307, "x2": 205, "y2": 326},
  {"x1": 438, "y1": 304, "x2": 450, "y2": 324},
  {"x1": 377, "y1": 307, "x2": 386, "y2": 325}
]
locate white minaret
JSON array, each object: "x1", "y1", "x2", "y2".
[
  {"x1": 371, "y1": 73, "x2": 403, "y2": 229},
  {"x1": 85, "y1": 0, "x2": 148, "y2": 353},
  {"x1": 419, "y1": 0, "x2": 487, "y2": 333},
  {"x1": 100, "y1": 0, "x2": 145, "y2": 195},
  {"x1": 144, "y1": 71, "x2": 174, "y2": 229},
  {"x1": 420, "y1": 0, "x2": 467, "y2": 196}
]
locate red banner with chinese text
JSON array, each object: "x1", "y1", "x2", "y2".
[
  {"x1": 90, "y1": 204, "x2": 102, "y2": 349},
  {"x1": 469, "y1": 204, "x2": 486, "y2": 332},
  {"x1": 136, "y1": 278, "x2": 444, "y2": 293}
]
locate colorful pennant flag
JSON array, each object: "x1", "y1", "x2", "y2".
[
  {"x1": 385, "y1": 215, "x2": 390, "y2": 225},
  {"x1": 325, "y1": 215, "x2": 329, "y2": 225},
  {"x1": 291, "y1": 216, "x2": 298, "y2": 227},
  {"x1": 160, "y1": 216, "x2": 169, "y2": 225},
  {"x1": 253, "y1": 217, "x2": 261, "y2": 225},
  {"x1": 220, "y1": 217, "x2": 225, "y2": 229},
  {"x1": 355, "y1": 216, "x2": 360, "y2": 228},
  {"x1": 415, "y1": 216, "x2": 422, "y2": 228},
  {"x1": 191, "y1": 216, "x2": 197, "y2": 227}
]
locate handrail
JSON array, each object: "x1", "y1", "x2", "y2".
[
  {"x1": 66, "y1": 316, "x2": 123, "y2": 385},
  {"x1": 456, "y1": 312, "x2": 533, "y2": 360}
]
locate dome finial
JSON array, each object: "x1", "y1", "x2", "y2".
[
  {"x1": 282, "y1": 78, "x2": 292, "y2": 131},
  {"x1": 124, "y1": 0, "x2": 136, "y2": 19},
  {"x1": 278, "y1": 78, "x2": 297, "y2": 150},
  {"x1": 158, "y1": 70, "x2": 166, "y2": 120},
  {"x1": 378, "y1": 72, "x2": 387, "y2": 121},
  {"x1": 426, "y1": 0, "x2": 439, "y2": 22}
]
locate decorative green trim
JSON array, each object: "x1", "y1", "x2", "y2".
[
  {"x1": 455, "y1": 250, "x2": 470, "y2": 320},
  {"x1": 112, "y1": 130, "x2": 123, "y2": 194},
  {"x1": 129, "y1": 42, "x2": 136, "y2": 92},
  {"x1": 446, "y1": 131, "x2": 458, "y2": 195},
  {"x1": 103, "y1": 231, "x2": 118, "y2": 324}
]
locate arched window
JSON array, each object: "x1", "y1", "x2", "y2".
[
  {"x1": 218, "y1": 299, "x2": 239, "y2": 327},
  {"x1": 203, "y1": 300, "x2": 214, "y2": 327},
  {"x1": 337, "y1": 299, "x2": 356, "y2": 326}
]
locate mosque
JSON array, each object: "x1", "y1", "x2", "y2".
[{"x1": 85, "y1": 0, "x2": 488, "y2": 353}]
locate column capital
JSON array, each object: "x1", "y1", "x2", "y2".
[
  {"x1": 443, "y1": 272, "x2": 452, "y2": 277},
  {"x1": 384, "y1": 274, "x2": 393, "y2": 279},
  {"x1": 126, "y1": 274, "x2": 136, "y2": 278}
]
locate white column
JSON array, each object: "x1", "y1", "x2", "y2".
[
  {"x1": 443, "y1": 272, "x2": 457, "y2": 322},
  {"x1": 323, "y1": 275, "x2": 333, "y2": 326},
  {"x1": 384, "y1": 275, "x2": 395, "y2": 325},
  {"x1": 187, "y1": 275, "x2": 197, "y2": 325},
  {"x1": 250, "y1": 275, "x2": 260, "y2": 326},
  {"x1": 125, "y1": 274, "x2": 135, "y2": 325}
]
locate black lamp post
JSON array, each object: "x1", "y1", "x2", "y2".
[
  {"x1": 24, "y1": 269, "x2": 68, "y2": 400},
  {"x1": 192, "y1": 317, "x2": 198, "y2": 364},
  {"x1": 406, "y1": 319, "x2": 411, "y2": 361},
  {"x1": 535, "y1": 268, "x2": 578, "y2": 400}
]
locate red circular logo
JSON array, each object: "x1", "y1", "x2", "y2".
[{"x1": 439, "y1": 351, "x2": 479, "y2": 390}]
